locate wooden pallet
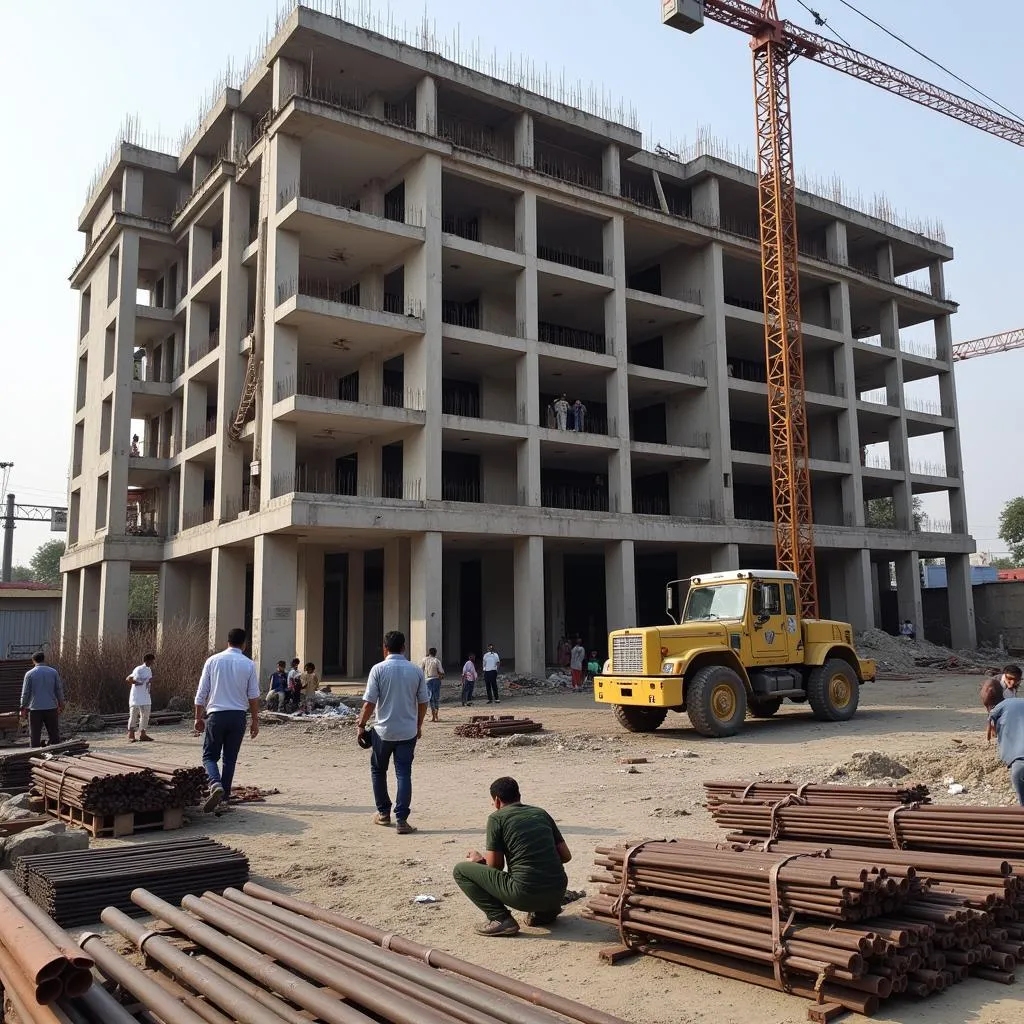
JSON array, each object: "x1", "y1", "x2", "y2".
[{"x1": 41, "y1": 796, "x2": 184, "y2": 838}]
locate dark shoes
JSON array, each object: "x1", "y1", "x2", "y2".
[
  {"x1": 525, "y1": 907, "x2": 562, "y2": 927},
  {"x1": 476, "y1": 916, "x2": 520, "y2": 937},
  {"x1": 396, "y1": 819, "x2": 417, "y2": 835},
  {"x1": 373, "y1": 813, "x2": 392, "y2": 827}
]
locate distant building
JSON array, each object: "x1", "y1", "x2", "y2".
[
  {"x1": 0, "y1": 583, "x2": 62, "y2": 659},
  {"x1": 997, "y1": 568, "x2": 1024, "y2": 582}
]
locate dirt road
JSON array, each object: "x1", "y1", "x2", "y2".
[{"x1": 82, "y1": 673, "x2": 1020, "y2": 1024}]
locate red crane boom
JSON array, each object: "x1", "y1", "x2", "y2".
[{"x1": 953, "y1": 328, "x2": 1024, "y2": 361}]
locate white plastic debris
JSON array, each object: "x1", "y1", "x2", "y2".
[
  {"x1": 413, "y1": 894, "x2": 439, "y2": 904},
  {"x1": 947, "y1": 783, "x2": 965, "y2": 795}
]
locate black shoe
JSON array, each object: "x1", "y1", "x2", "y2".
[{"x1": 526, "y1": 908, "x2": 562, "y2": 927}]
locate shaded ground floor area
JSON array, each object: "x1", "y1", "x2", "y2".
[{"x1": 61, "y1": 530, "x2": 976, "y2": 681}]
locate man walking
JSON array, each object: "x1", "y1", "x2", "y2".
[
  {"x1": 420, "y1": 647, "x2": 445, "y2": 723},
  {"x1": 126, "y1": 653, "x2": 156, "y2": 742},
  {"x1": 482, "y1": 644, "x2": 501, "y2": 704},
  {"x1": 983, "y1": 677, "x2": 1024, "y2": 805},
  {"x1": 357, "y1": 631, "x2": 429, "y2": 835},
  {"x1": 19, "y1": 652, "x2": 64, "y2": 748},
  {"x1": 453, "y1": 776, "x2": 571, "y2": 936},
  {"x1": 194, "y1": 628, "x2": 260, "y2": 812}
]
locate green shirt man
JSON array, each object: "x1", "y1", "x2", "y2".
[{"x1": 453, "y1": 776, "x2": 571, "y2": 937}]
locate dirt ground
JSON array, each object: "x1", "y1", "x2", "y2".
[{"x1": 79, "y1": 673, "x2": 1022, "y2": 1024}]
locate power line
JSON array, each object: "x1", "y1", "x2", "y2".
[
  {"x1": 829, "y1": 0, "x2": 1024, "y2": 123},
  {"x1": 793, "y1": 1, "x2": 852, "y2": 47}
]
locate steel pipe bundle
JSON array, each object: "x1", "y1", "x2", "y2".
[
  {"x1": 703, "y1": 779, "x2": 930, "y2": 807},
  {"x1": 80, "y1": 752, "x2": 208, "y2": 807},
  {"x1": 709, "y1": 795, "x2": 1024, "y2": 855},
  {"x1": 95, "y1": 711, "x2": 184, "y2": 729},
  {"x1": 454, "y1": 716, "x2": 543, "y2": 738},
  {"x1": 14, "y1": 838, "x2": 249, "y2": 927},
  {"x1": 0, "y1": 741, "x2": 89, "y2": 792},
  {"x1": 99, "y1": 883, "x2": 631, "y2": 1024}
]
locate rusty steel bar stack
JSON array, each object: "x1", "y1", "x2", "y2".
[
  {"x1": 703, "y1": 779, "x2": 931, "y2": 806},
  {"x1": 80, "y1": 752, "x2": 207, "y2": 807},
  {"x1": 0, "y1": 741, "x2": 89, "y2": 793},
  {"x1": 454, "y1": 716, "x2": 543, "y2": 738}
]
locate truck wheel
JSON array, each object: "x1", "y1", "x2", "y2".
[
  {"x1": 806, "y1": 659, "x2": 860, "y2": 722},
  {"x1": 686, "y1": 665, "x2": 747, "y2": 737},
  {"x1": 612, "y1": 705, "x2": 667, "y2": 733},
  {"x1": 748, "y1": 698, "x2": 782, "y2": 718}
]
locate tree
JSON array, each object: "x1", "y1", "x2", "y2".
[
  {"x1": 9, "y1": 565, "x2": 33, "y2": 582},
  {"x1": 998, "y1": 497, "x2": 1024, "y2": 565},
  {"x1": 865, "y1": 496, "x2": 925, "y2": 530},
  {"x1": 128, "y1": 574, "x2": 158, "y2": 621},
  {"x1": 19, "y1": 540, "x2": 66, "y2": 587},
  {"x1": 991, "y1": 556, "x2": 1022, "y2": 571}
]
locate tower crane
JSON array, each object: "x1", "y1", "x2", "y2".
[
  {"x1": 663, "y1": 0, "x2": 1024, "y2": 617},
  {"x1": 953, "y1": 328, "x2": 1024, "y2": 362}
]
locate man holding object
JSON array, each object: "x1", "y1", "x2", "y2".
[{"x1": 194, "y1": 628, "x2": 260, "y2": 812}]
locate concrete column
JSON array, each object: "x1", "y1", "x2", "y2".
[
  {"x1": 604, "y1": 215, "x2": 631, "y2": 514},
  {"x1": 602, "y1": 143, "x2": 621, "y2": 196},
  {"x1": 929, "y1": 259, "x2": 947, "y2": 302},
  {"x1": 514, "y1": 536, "x2": 545, "y2": 676},
  {"x1": 831, "y1": 280, "x2": 864, "y2": 524},
  {"x1": 357, "y1": 439, "x2": 381, "y2": 497},
  {"x1": 347, "y1": 551, "x2": 365, "y2": 677},
  {"x1": 699, "y1": 244, "x2": 732, "y2": 519},
  {"x1": 365, "y1": 92, "x2": 386, "y2": 119},
  {"x1": 361, "y1": 178, "x2": 385, "y2": 217},
  {"x1": 546, "y1": 551, "x2": 566, "y2": 662},
  {"x1": 208, "y1": 546, "x2": 247, "y2": 649},
  {"x1": 843, "y1": 548, "x2": 874, "y2": 632},
  {"x1": 157, "y1": 561, "x2": 191, "y2": 644},
  {"x1": 409, "y1": 532, "x2": 442, "y2": 663},
  {"x1": 691, "y1": 177, "x2": 719, "y2": 227},
  {"x1": 517, "y1": 437, "x2": 540, "y2": 507},
  {"x1": 61, "y1": 571, "x2": 81, "y2": 647},
  {"x1": 78, "y1": 565, "x2": 101, "y2": 641},
  {"x1": 876, "y1": 242, "x2": 894, "y2": 283},
  {"x1": 945, "y1": 553, "x2": 977, "y2": 649},
  {"x1": 895, "y1": 551, "x2": 923, "y2": 638},
  {"x1": 384, "y1": 539, "x2": 411, "y2": 641},
  {"x1": 826, "y1": 221, "x2": 848, "y2": 265},
  {"x1": 229, "y1": 111, "x2": 253, "y2": 161},
  {"x1": 881, "y1": 298, "x2": 913, "y2": 528},
  {"x1": 710, "y1": 544, "x2": 739, "y2": 572},
  {"x1": 358, "y1": 351, "x2": 384, "y2": 405},
  {"x1": 416, "y1": 75, "x2": 437, "y2": 134},
  {"x1": 606, "y1": 541, "x2": 637, "y2": 631},
  {"x1": 514, "y1": 113, "x2": 534, "y2": 168},
  {"x1": 98, "y1": 561, "x2": 130, "y2": 639},
  {"x1": 121, "y1": 167, "x2": 144, "y2": 216},
  {"x1": 189, "y1": 564, "x2": 210, "y2": 623},
  {"x1": 272, "y1": 56, "x2": 305, "y2": 106},
  {"x1": 252, "y1": 534, "x2": 298, "y2": 680},
  {"x1": 296, "y1": 546, "x2": 324, "y2": 673},
  {"x1": 935, "y1": 315, "x2": 968, "y2": 531}
]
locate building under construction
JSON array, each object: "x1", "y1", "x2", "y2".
[{"x1": 62, "y1": 3, "x2": 976, "y2": 678}]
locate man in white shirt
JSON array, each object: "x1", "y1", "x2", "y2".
[
  {"x1": 194, "y1": 628, "x2": 260, "y2": 812},
  {"x1": 356, "y1": 630, "x2": 429, "y2": 835},
  {"x1": 126, "y1": 653, "x2": 156, "y2": 743},
  {"x1": 482, "y1": 644, "x2": 502, "y2": 704}
]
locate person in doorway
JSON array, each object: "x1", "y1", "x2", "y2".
[
  {"x1": 453, "y1": 776, "x2": 571, "y2": 937},
  {"x1": 130, "y1": 433, "x2": 141, "y2": 456},
  {"x1": 569, "y1": 637, "x2": 586, "y2": 691},
  {"x1": 571, "y1": 399, "x2": 587, "y2": 432},
  {"x1": 900, "y1": 619, "x2": 916, "y2": 640},
  {"x1": 982, "y1": 677, "x2": 1024, "y2": 805},
  {"x1": 19, "y1": 652, "x2": 64, "y2": 748},
  {"x1": 585, "y1": 651, "x2": 602, "y2": 686},
  {"x1": 482, "y1": 644, "x2": 501, "y2": 704},
  {"x1": 194, "y1": 628, "x2": 260, "y2": 812},
  {"x1": 420, "y1": 647, "x2": 445, "y2": 723},
  {"x1": 357, "y1": 631, "x2": 429, "y2": 835},
  {"x1": 553, "y1": 394, "x2": 570, "y2": 431},
  {"x1": 1001, "y1": 664, "x2": 1022, "y2": 700},
  {"x1": 300, "y1": 662, "x2": 320, "y2": 713},
  {"x1": 461, "y1": 653, "x2": 478, "y2": 706},
  {"x1": 285, "y1": 658, "x2": 303, "y2": 712},
  {"x1": 267, "y1": 661, "x2": 289, "y2": 710},
  {"x1": 126, "y1": 653, "x2": 156, "y2": 742}
]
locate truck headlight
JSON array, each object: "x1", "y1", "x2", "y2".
[
  {"x1": 661, "y1": 661, "x2": 678, "y2": 675},
  {"x1": 603, "y1": 660, "x2": 611, "y2": 673}
]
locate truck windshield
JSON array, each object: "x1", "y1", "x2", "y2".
[{"x1": 683, "y1": 583, "x2": 747, "y2": 622}]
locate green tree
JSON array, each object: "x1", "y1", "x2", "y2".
[
  {"x1": 991, "y1": 556, "x2": 1022, "y2": 570},
  {"x1": 9, "y1": 565, "x2": 34, "y2": 582},
  {"x1": 998, "y1": 497, "x2": 1024, "y2": 565},
  {"x1": 25, "y1": 540, "x2": 66, "y2": 587},
  {"x1": 865, "y1": 496, "x2": 925, "y2": 530},
  {"x1": 128, "y1": 574, "x2": 158, "y2": 621}
]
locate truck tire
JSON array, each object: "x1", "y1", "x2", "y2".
[
  {"x1": 806, "y1": 659, "x2": 860, "y2": 722},
  {"x1": 612, "y1": 705, "x2": 667, "y2": 733},
  {"x1": 748, "y1": 698, "x2": 782, "y2": 718},
  {"x1": 686, "y1": 665, "x2": 747, "y2": 738}
]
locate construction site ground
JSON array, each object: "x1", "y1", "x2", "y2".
[{"x1": 81, "y1": 672, "x2": 1019, "y2": 1024}]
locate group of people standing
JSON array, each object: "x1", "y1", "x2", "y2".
[
  {"x1": 266, "y1": 659, "x2": 321, "y2": 713},
  {"x1": 459, "y1": 645, "x2": 502, "y2": 706},
  {"x1": 556, "y1": 636, "x2": 600, "y2": 691},
  {"x1": 546, "y1": 394, "x2": 587, "y2": 432}
]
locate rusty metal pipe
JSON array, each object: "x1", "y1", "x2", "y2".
[
  {"x1": 0, "y1": 887, "x2": 71, "y2": 990},
  {"x1": 196, "y1": 955, "x2": 318, "y2": 1024},
  {"x1": 0, "y1": 933, "x2": 63, "y2": 1005},
  {"x1": 0, "y1": 873, "x2": 93, "y2": 972},
  {"x1": 0, "y1": 956, "x2": 68, "y2": 1023},
  {"x1": 77, "y1": 932, "x2": 209, "y2": 1024},
  {"x1": 127, "y1": 888, "x2": 375, "y2": 1024},
  {"x1": 101, "y1": 905, "x2": 290, "y2": 1024},
  {"x1": 241, "y1": 881, "x2": 633, "y2": 1024},
  {"x1": 146, "y1": 971, "x2": 238, "y2": 1024}
]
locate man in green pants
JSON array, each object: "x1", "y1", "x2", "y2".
[{"x1": 453, "y1": 776, "x2": 571, "y2": 936}]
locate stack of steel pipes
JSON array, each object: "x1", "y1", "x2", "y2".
[
  {"x1": 14, "y1": 838, "x2": 249, "y2": 927},
  {"x1": 96, "y1": 710, "x2": 184, "y2": 729},
  {"x1": 30, "y1": 753, "x2": 180, "y2": 816},
  {"x1": 76, "y1": 882, "x2": 633, "y2": 1024},
  {"x1": 0, "y1": 661, "x2": 31, "y2": 713},
  {"x1": 0, "y1": 740, "x2": 89, "y2": 793},
  {"x1": 454, "y1": 716, "x2": 543, "y2": 738},
  {"x1": 708, "y1": 795, "x2": 1024, "y2": 856},
  {"x1": 80, "y1": 752, "x2": 208, "y2": 808},
  {"x1": 704, "y1": 779, "x2": 931, "y2": 807}
]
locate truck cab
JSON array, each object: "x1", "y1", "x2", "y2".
[{"x1": 595, "y1": 570, "x2": 875, "y2": 737}]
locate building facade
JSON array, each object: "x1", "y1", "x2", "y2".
[{"x1": 62, "y1": 6, "x2": 976, "y2": 679}]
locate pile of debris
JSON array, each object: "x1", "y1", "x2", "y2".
[
  {"x1": 454, "y1": 715, "x2": 543, "y2": 739},
  {"x1": 856, "y1": 628, "x2": 1001, "y2": 675}
]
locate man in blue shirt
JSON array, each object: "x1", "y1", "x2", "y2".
[
  {"x1": 267, "y1": 660, "x2": 289, "y2": 711},
  {"x1": 357, "y1": 630, "x2": 429, "y2": 835},
  {"x1": 983, "y1": 678, "x2": 1024, "y2": 805},
  {"x1": 19, "y1": 652, "x2": 64, "y2": 748}
]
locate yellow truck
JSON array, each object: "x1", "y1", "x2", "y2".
[{"x1": 595, "y1": 569, "x2": 876, "y2": 737}]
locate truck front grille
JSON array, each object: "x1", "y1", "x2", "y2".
[{"x1": 612, "y1": 635, "x2": 644, "y2": 674}]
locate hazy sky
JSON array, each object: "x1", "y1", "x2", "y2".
[{"x1": 1, "y1": 0, "x2": 1021, "y2": 563}]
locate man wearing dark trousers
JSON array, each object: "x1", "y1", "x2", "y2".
[
  {"x1": 194, "y1": 628, "x2": 260, "y2": 812},
  {"x1": 357, "y1": 630, "x2": 429, "y2": 835},
  {"x1": 19, "y1": 652, "x2": 64, "y2": 748},
  {"x1": 453, "y1": 776, "x2": 571, "y2": 936}
]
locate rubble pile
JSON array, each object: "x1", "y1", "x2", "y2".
[{"x1": 856, "y1": 628, "x2": 1002, "y2": 675}]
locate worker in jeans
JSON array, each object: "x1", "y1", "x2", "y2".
[
  {"x1": 983, "y1": 677, "x2": 1024, "y2": 805},
  {"x1": 453, "y1": 777, "x2": 570, "y2": 936},
  {"x1": 19, "y1": 652, "x2": 64, "y2": 747}
]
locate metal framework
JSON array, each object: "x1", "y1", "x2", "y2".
[
  {"x1": 1, "y1": 494, "x2": 68, "y2": 583},
  {"x1": 952, "y1": 327, "x2": 1024, "y2": 361},
  {"x1": 672, "y1": 0, "x2": 1024, "y2": 617}
]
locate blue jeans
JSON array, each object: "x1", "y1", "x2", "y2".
[
  {"x1": 426, "y1": 679, "x2": 441, "y2": 711},
  {"x1": 461, "y1": 679, "x2": 475, "y2": 704},
  {"x1": 202, "y1": 710, "x2": 247, "y2": 798},
  {"x1": 370, "y1": 731, "x2": 416, "y2": 821},
  {"x1": 1012, "y1": 760, "x2": 1024, "y2": 806}
]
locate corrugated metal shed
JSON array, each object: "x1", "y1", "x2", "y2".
[{"x1": 0, "y1": 587, "x2": 61, "y2": 658}]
